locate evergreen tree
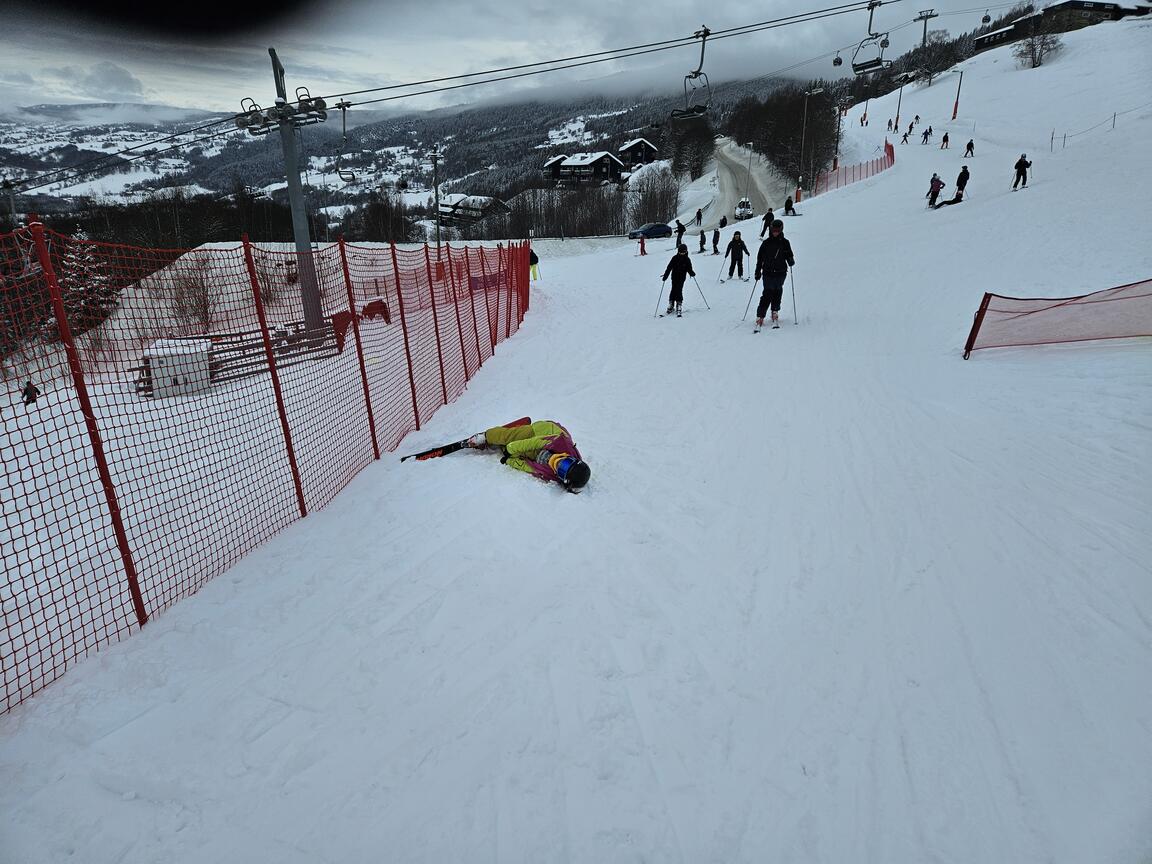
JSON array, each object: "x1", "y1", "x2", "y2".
[{"x1": 48, "y1": 228, "x2": 119, "y2": 339}]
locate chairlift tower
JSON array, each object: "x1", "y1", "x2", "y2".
[
  {"x1": 235, "y1": 48, "x2": 329, "y2": 334},
  {"x1": 915, "y1": 9, "x2": 940, "y2": 47}
]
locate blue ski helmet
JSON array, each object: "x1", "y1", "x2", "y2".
[{"x1": 557, "y1": 457, "x2": 591, "y2": 491}]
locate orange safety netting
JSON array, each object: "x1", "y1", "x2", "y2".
[
  {"x1": 963, "y1": 278, "x2": 1152, "y2": 358},
  {"x1": 0, "y1": 225, "x2": 530, "y2": 711}
]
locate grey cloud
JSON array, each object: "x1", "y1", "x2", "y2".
[{"x1": 45, "y1": 62, "x2": 147, "y2": 101}]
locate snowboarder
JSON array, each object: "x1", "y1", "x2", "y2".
[
  {"x1": 674, "y1": 220, "x2": 686, "y2": 247},
  {"x1": 964, "y1": 139, "x2": 975, "y2": 157},
  {"x1": 753, "y1": 220, "x2": 795, "y2": 329},
  {"x1": 529, "y1": 248, "x2": 540, "y2": 280},
  {"x1": 934, "y1": 166, "x2": 969, "y2": 208},
  {"x1": 661, "y1": 244, "x2": 695, "y2": 317},
  {"x1": 723, "y1": 231, "x2": 750, "y2": 281},
  {"x1": 1013, "y1": 153, "x2": 1032, "y2": 189},
  {"x1": 466, "y1": 419, "x2": 591, "y2": 493},
  {"x1": 712, "y1": 227, "x2": 721, "y2": 254},
  {"x1": 926, "y1": 173, "x2": 946, "y2": 208},
  {"x1": 760, "y1": 208, "x2": 775, "y2": 238},
  {"x1": 940, "y1": 132, "x2": 949, "y2": 149},
  {"x1": 698, "y1": 230, "x2": 706, "y2": 253},
  {"x1": 21, "y1": 380, "x2": 40, "y2": 406},
  {"x1": 784, "y1": 197, "x2": 796, "y2": 217},
  {"x1": 695, "y1": 208, "x2": 703, "y2": 227}
]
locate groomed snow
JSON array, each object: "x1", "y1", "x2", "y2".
[{"x1": 2, "y1": 18, "x2": 1152, "y2": 864}]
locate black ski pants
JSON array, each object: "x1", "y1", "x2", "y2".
[
  {"x1": 728, "y1": 256, "x2": 744, "y2": 278},
  {"x1": 756, "y1": 273, "x2": 786, "y2": 318},
  {"x1": 668, "y1": 276, "x2": 686, "y2": 304},
  {"x1": 1013, "y1": 170, "x2": 1027, "y2": 189}
]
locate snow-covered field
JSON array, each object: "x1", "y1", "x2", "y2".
[{"x1": 2, "y1": 19, "x2": 1152, "y2": 864}]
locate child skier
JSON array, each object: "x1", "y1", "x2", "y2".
[
  {"x1": 466, "y1": 418, "x2": 591, "y2": 493},
  {"x1": 723, "y1": 231, "x2": 750, "y2": 281},
  {"x1": 661, "y1": 244, "x2": 695, "y2": 317}
]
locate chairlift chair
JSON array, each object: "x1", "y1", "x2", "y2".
[
  {"x1": 671, "y1": 26, "x2": 713, "y2": 121},
  {"x1": 850, "y1": 0, "x2": 892, "y2": 76},
  {"x1": 982, "y1": 9, "x2": 992, "y2": 23},
  {"x1": 334, "y1": 100, "x2": 357, "y2": 183},
  {"x1": 833, "y1": 51, "x2": 844, "y2": 67}
]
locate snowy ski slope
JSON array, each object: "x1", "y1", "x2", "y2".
[{"x1": 2, "y1": 18, "x2": 1151, "y2": 864}]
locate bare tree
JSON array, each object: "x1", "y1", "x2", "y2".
[
  {"x1": 1013, "y1": 14, "x2": 1063, "y2": 68},
  {"x1": 167, "y1": 257, "x2": 218, "y2": 333},
  {"x1": 627, "y1": 169, "x2": 681, "y2": 228}
]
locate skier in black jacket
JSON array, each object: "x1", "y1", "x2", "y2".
[
  {"x1": 1013, "y1": 154, "x2": 1032, "y2": 189},
  {"x1": 753, "y1": 219, "x2": 795, "y2": 327},
  {"x1": 760, "y1": 208, "x2": 775, "y2": 238},
  {"x1": 674, "y1": 220, "x2": 686, "y2": 247},
  {"x1": 934, "y1": 166, "x2": 970, "y2": 208},
  {"x1": 661, "y1": 244, "x2": 696, "y2": 316},
  {"x1": 723, "y1": 231, "x2": 750, "y2": 280}
]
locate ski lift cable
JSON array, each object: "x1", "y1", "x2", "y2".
[
  {"x1": 318, "y1": 0, "x2": 900, "y2": 105},
  {"x1": 345, "y1": 5, "x2": 897, "y2": 109}
]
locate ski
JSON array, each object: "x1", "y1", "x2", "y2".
[{"x1": 400, "y1": 439, "x2": 470, "y2": 462}]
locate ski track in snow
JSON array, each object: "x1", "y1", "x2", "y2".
[{"x1": 3, "y1": 18, "x2": 1152, "y2": 864}]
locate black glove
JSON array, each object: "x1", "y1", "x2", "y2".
[{"x1": 500, "y1": 454, "x2": 509, "y2": 464}]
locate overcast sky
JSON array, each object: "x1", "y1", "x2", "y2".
[{"x1": 0, "y1": 0, "x2": 1024, "y2": 116}]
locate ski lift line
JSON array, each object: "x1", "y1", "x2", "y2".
[
  {"x1": 317, "y1": 0, "x2": 897, "y2": 104},
  {"x1": 342, "y1": 6, "x2": 891, "y2": 110},
  {"x1": 744, "y1": 19, "x2": 917, "y2": 85},
  {"x1": 16, "y1": 125, "x2": 244, "y2": 196}
]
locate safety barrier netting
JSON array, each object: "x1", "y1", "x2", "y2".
[
  {"x1": 0, "y1": 225, "x2": 530, "y2": 711},
  {"x1": 963, "y1": 278, "x2": 1152, "y2": 358},
  {"x1": 808, "y1": 141, "x2": 896, "y2": 198}
]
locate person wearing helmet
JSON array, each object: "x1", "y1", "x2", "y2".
[
  {"x1": 660, "y1": 244, "x2": 695, "y2": 317},
  {"x1": 1013, "y1": 153, "x2": 1032, "y2": 189},
  {"x1": 723, "y1": 231, "x2": 750, "y2": 281},
  {"x1": 753, "y1": 219, "x2": 795, "y2": 328},
  {"x1": 467, "y1": 419, "x2": 591, "y2": 493}
]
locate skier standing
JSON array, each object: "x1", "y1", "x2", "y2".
[
  {"x1": 940, "y1": 132, "x2": 950, "y2": 150},
  {"x1": 1013, "y1": 153, "x2": 1032, "y2": 189},
  {"x1": 926, "y1": 173, "x2": 946, "y2": 208},
  {"x1": 963, "y1": 139, "x2": 975, "y2": 157},
  {"x1": 712, "y1": 227, "x2": 721, "y2": 254},
  {"x1": 753, "y1": 220, "x2": 795, "y2": 329},
  {"x1": 661, "y1": 244, "x2": 695, "y2": 317},
  {"x1": 466, "y1": 419, "x2": 591, "y2": 493},
  {"x1": 760, "y1": 207, "x2": 775, "y2": 238},
  {"x1": 723, "y1": 231, "x2": 750, "y2": 281},
  {"x1": 698, "y1": 230, "x2": 706, "y2": 253},
  {"x1": 674, "y1": 219, "x2": 686, "y2": 247},
  {"x1": 695, "y1": 208, "x2": 703, "y2": 227}
]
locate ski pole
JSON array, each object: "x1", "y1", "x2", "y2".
[
  {"x1": 692, "y1": 276, "x2": 711, "y2": 309},
  {"x1": 790, "y1": 269, "x2": 798, "y2": 325},
  {"x1": 716, "y1": 259, "x2": 726, "y2": 282},
  {"x1": 742, "y1": 278, "x2": 759, "y2": 321},
  {"x1": 654, "y1": 279, "x2": 667, "y2": 318}
]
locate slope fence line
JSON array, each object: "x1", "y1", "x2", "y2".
[
  {"x1": 963, "y1": 276, "x2": 1152, "y2": 358},
  {"x1": 0, "y1": 227, "x2": 531, "y2": 712},
  {"x1": 805, "y1": 140, "x2": 897, "y2": 200}
]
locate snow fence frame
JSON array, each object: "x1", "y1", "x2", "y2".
[{"x1": 0, "y1": 227, "x2": 531, "y2": 712}]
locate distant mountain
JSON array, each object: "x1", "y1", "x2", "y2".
[{"x1": 5, "y1": 102, "x2": 227, "y2": 125}]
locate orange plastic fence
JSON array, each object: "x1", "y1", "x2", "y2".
[
  {"x1": 812, "y1": 141, "x2": 897, "y2": 197},
  {"x1": 963, "y1": 277, "x2": 1152, "y2": 358},
  {"x1": 0, "y1": 225, "x2": 530, "y2": 711}
]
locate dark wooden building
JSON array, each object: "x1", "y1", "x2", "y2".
[{"x1": 618, "y1": 138, "x2": 659, "y2": 167}]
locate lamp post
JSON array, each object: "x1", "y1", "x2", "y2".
[
  {"x1": 797, "y1": 87, "x2": 825, "y2": 201},
  {"x1": 744, "y1": 141, "x2": 754, "y2": 203},
  {"x1": 893, "y1": 71, "x2": 916, "y2": 133}
]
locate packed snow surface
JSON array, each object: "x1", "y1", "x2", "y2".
[{"x1": 3, "y1": 18, "x2": 1152, "y2": 864}]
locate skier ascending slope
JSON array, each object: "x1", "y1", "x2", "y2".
[
  {"x1": 661, "y1": 244, "x2": 695, "y2": 317},
  {"x1": 723, "y1": 231, "x2": 750, "y2": 282},
  {"x1": 466, "y1": 418, "x2": 591, "y2": 493},
  {"x1": 753, "y1": 219, "x2": 795, "y2": 329}
]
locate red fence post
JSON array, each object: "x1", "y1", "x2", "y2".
[
  {"x1": 477, "y1": 246, "x2": 498, "y2": 353},
  {"x1": 337, "y1": 237, "x2": 381, "y2": 460},
  {"x1": 31, "y1": 223, "x2": 149, "y2": 628},
  {"x1": 463, "y1": 247, "x2": 485, "y2": 363},
  {"x1": 963, "y1": 292, "x2": 994, "y2": 359},
  {"x1": 503, "y1": 246, "x2": 513, "y2": 340},
  {"x1": 423, "y1": 243, "x2": 449, "y2": 406},
  {"x1": 445, "y1": 245, "x2": 471, "y2": 379},
  {"x1": 242, "y1": 237, "x2": 308, "y2": 517},
  {"x1": 389, "y1": 242, "x2": 422, "y2": 430}
]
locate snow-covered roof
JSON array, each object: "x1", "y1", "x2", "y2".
[
  {"x1": 563, "y1": 151, "x2": 625, "y2": 167},
  {"x1": 542, "y1": 154, "x2": 567, "y2": 167},
  {"x1": 976, "y1": 23, "x2": 1017, "y2": 39},
  {"x1": 619, "y1": 138, "x2": 658, "y2": 153}
]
